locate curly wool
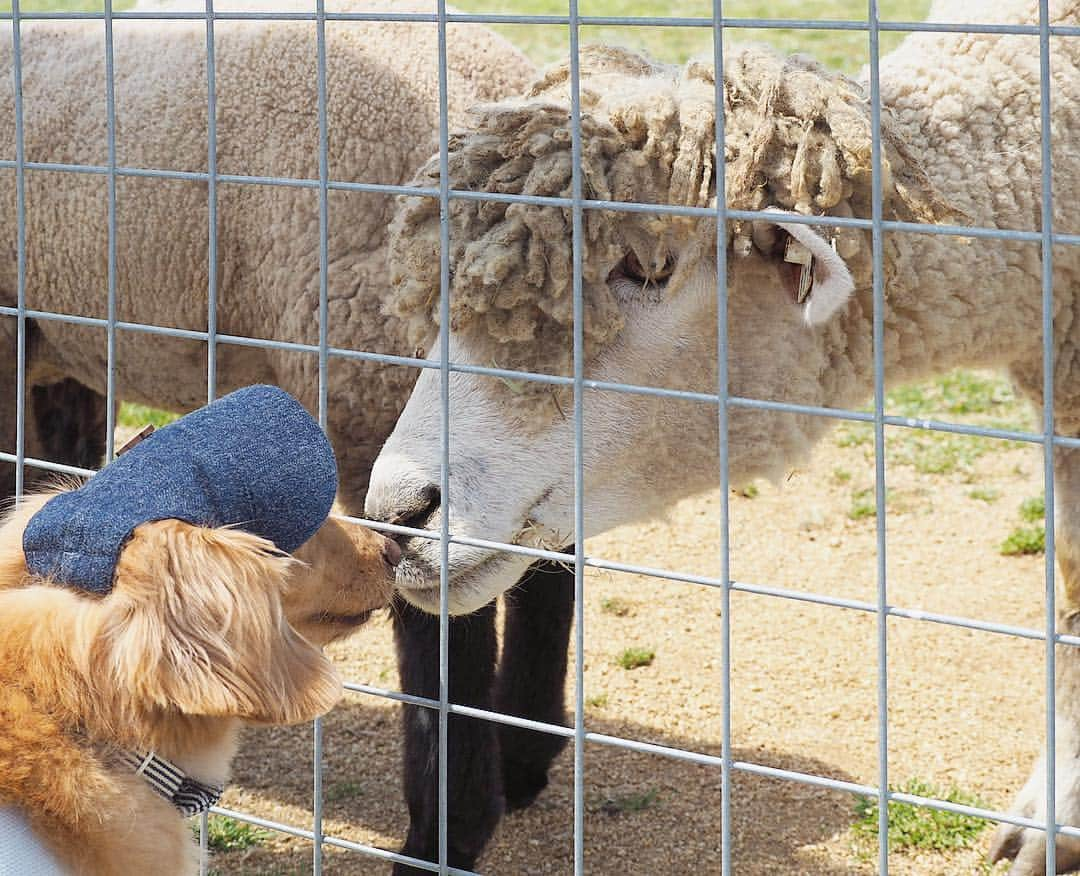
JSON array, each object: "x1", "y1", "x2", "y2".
[{"x1": 388, "y1": 44, "x2": 960, "y2": 361}]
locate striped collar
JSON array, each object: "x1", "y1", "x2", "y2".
[{"x1": 119, "y1": 750, "x2": 224, "y2": 818}]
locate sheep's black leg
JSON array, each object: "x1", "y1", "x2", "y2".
[
  {"x1": 0, "y1": 375, "x2": 106, "y2": 499},
  {"x1": 30, "y1": 378, "x2": 108, "y2": 473},
  {"x1": 495, "y1": 551, "x2": 575, "y2": 812},
  {"x1": 393, "y1": 596, "x2": 502, "y2": 875}
]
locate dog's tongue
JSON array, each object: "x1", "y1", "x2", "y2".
[{"x1": 22, "y1": 384, "x2": 338, "y2": 594}]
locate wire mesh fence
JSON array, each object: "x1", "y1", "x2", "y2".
[{"x1": 1, "y1": 0, "x2": 1076, "y2": 873}]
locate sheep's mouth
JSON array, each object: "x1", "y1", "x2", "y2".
[
  {"x1": 393, "y1": 551, "x2": 516, "y2": 615},
  {"x1": 395, "y1": 553, "x2": 497, "y2": 593},
  {"x1": 391, "y1": 496, "x2": 566, "y2": 614}
]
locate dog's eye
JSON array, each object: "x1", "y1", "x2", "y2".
[{"x1": 616, "y1": 251, "x2": 676, "y2": 285}]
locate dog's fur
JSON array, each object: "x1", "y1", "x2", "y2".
[{"x1": 0, "y1": 491, "x2": 393, "y2": 875}]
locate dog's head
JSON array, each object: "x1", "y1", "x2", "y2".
[
  {"x1": 0, "y1": 492, "x2": 394, "y2": 732},
  {"x1": 99, "y1": 519, "x2": 346, "y2": 727}
]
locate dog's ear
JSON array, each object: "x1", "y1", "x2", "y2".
[
  {"x1": 0, "y1": 491, "x2": 64, "y2": 589},
  {"x1": 100, "y1": 521, "x2": 342, "y2": 725}
]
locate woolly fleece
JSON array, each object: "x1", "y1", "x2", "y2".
[
  {"x1": 387, "y1": 3, "x2": 1080, "y2": 436},
  {"x1": 0, "y1": 2, "x2": 534, "y2": 509}
]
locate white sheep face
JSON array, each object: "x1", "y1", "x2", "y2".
[
  {"x1": 365, "y1": 219, "x2": 857, "y2": 615},
  {"x1": 365, "y1": 40, "x2": 962, "y2": 612}
]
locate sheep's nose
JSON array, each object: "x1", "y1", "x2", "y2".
[
  {"x1": 382, "y1": 537, "x2": 403, "y2": 568},
  {"x1": 368, "y1": 483, "x2": 442, "y2": 536}
]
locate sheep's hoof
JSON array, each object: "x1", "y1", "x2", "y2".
[
  {"x1": 988, "y1": 780, "x2": 1080, "y2": 876},
  {"x1": 392, "y1": 843, "x2": 480, "y2": 876},
  {"x1": 988, "y1": 821, "x2": 1080, "y2": 874},
  {"x1": 501, "y1": 759, "x2": 551, "y2": 813}
]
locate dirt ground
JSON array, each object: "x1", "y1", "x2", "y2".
[{"x1": 204, "y1": 375, "x2": 1053, "y2": 875}]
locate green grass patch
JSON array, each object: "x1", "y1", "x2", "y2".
[
  {"x1": 1000, "y1": 526, "x2": 1045, "y2": 556},
  {"x1": 454, "y1": 0, "x2": 928, "y2": 72},
  {"x1": 835, "y1": 370, "x2": 1034, "y2": 477},
  {"x1": 852, "y1": 779, "x2": 990, "y2": 856},
  {"x1": 886, "y1": 370, "x2": 1021, "y2": 418},
  {"x1": 847, "y1": 486, "x2": 928, "y2": 520},
  {"x1": 999, "y1": 495, "x2": 1048, "y2": 555},
  {"x1": 888, "y1": 431, "x2": 1014, "y2": 476},
  {"x1": 739, "y1": 482, "x2": 760, "y2": 499},
  {"x1": 598, "y1": 787, "x2": 661, "y2": 815},
  {"x1": 832, "y1": 467, "x2": 853, "y2": 484},
  {"x1": 848, "y1": 487, "x2": 877, "y2": 520},
  {"x1": 836, "y1": 423, "x2": 873, "y2": 448},
  {"x1": 586, "y1": 693, "x2": 609, "y2": 708},
  {"x1": 117, "y1": 403, "x2": 180, "y2": 430},
  {"x1": 194, "y1": 816, "x2": 270, "y2": 853},
  {"x1": 1019, "y1": 494, "x2": 1046, "y2": 523},
  {"x1": 616, "y1": 647, "x2": 655, "y2": 670},
  {"x1": 967, "y1": 487, "x2": 1001, "y2": 503},
  {"x1": 600, "y1": 596, "x2": 635, "y2": 617}
]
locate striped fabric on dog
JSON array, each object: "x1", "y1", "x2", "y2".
[
  {"x1": 119, "y1": 750, "x2": 225, "y2": 818},
  {"x1": 23, "y1": 384, "x2": 337, "y2": 595}
]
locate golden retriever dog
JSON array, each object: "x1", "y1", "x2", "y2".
[{"x1": 0, "y1": 490, "x2": 396, "y2": 875}]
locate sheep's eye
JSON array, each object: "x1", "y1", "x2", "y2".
[
  {"x1": 618, "y1": 251, "x2": 676, "y2": 285},
  {"x1": 623, "y1": 250, "x2": 647, "y2": 281}
]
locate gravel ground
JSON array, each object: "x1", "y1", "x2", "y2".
[{"x1": 207, "y1": 387, "x2": 1048, "y2": 875}]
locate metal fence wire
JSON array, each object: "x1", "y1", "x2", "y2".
[{"x1": 2, "y1": 0, "x2": 1078, "y2": 873}]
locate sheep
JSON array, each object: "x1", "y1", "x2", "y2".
[
  {"x1": 0, "y1": 8, "x2": 574, "y2": 874},
  {"x1": 0, "y1": 2, "x2": 536, "y2": 505},
  {"x1": 366, "y1": 2, "x2": 1080, "y2": 872}
]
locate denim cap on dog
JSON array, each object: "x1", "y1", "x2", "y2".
[{"x1": 22, "y1": 384, "x2": 338, "y2": 594}]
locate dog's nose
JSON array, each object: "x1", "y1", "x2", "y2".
[{"x1": 382, "y1": 536, "x2": 403, "y2": 568}]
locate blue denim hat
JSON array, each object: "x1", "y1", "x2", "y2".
[{"x1": 23, "y1": 384, "x2": 337, "y2": 595}]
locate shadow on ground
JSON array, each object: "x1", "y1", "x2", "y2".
[{"x1": 212, "y1": 698, "x2": 865, "y2": 875}]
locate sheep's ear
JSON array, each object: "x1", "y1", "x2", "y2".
[{"x1": 763, "y1": 210, "x2": 855, "y2": 326}]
